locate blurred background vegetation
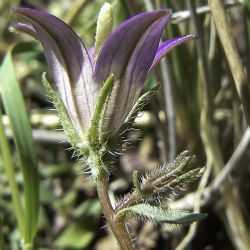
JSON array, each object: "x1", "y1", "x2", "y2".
[{"x1": 0, "y1": 0, "x2": 250, "y2": 249}]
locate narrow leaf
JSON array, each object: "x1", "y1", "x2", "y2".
[
  {"x1": 0, "y1": 44, "x2": 39, "y2": 243},
  {"x1": 117, "y1": 204, "x2": 207, "y2": 225}
]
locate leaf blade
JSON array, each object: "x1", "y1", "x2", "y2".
[
  {"x1": 0, "y1": 44, "x2": 39, "y2": 243},
  {"x1": 117, "y1": 204, "x2": 207, "y2": 225}
]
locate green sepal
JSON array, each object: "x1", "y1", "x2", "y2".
[
  {"x1": 88, "y1": 74, "x2": 115, "y2": 146},
  {"x1": 116, "y1": 204, "x2": 207, "y2": 225},
  {"x1": 108, "y1": 84, "x2": 160, "y2": 151},
  {"x1": 167, "y1": 151, "x2": 196, "y2": 177},
  {"x1": 42, "y1": 73, "x2": 83, "y2": 151},
  {"x1": 136, "y1": 151, "x2": 205, "y2": 203},
  {"x1": 132, "y1": 170, "x2": 142, "y2": 193},
  {"x1": 124, "y1": 84, "x2": 160, "y2": 128},
  {"x1": 166, "y1": 167, "x2": 205, "y2": 191},
  {"x1": 115, "y1": 84, "x2": 160, "y2": 140}
]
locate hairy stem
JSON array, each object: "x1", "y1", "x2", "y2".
[
  {"x1": 96, "y1": 169, "x2": 135, "y2": 250},
  {"x1": 115, "y1": 192, "x2": 138, "y2": 213}
]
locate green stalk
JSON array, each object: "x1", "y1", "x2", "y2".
[
  {"x1": 96, "y1": 169, "x2": 135, "y2": 250},
  {"x1": 0, "y1": 106, "x2": 25, "y2": 238}
]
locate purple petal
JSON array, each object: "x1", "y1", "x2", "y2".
[
  {"x1": 95, "y1": 9, "x2": 171, "y2": 83},
  {"x1": 15, "y1": 8, "x2": 100, "y2": 137},
  {"x1": 150, "y1": 34, "x2": 195, "y2": 70},
  {"x1": 11, "y1": 23, "x2": 37, "y2": 38},
  {"x1": 87, "y1": 46, "x2": 95, "y2": 66},
  {"x1": 98, "y1": 10, "x2": 170, "y2": 135}
]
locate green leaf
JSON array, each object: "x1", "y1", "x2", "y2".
[
  {"x1": 117, "y1": 204, "x2": 207, "y2": 225},
  {"x1": 40, "y1": 163, "x2": 69, "y2": 177},
  {"x1": 39, "y1": 182, "x2": 56, "y2": 203},
  {"x1": 73, "y1": 199, "x2": 101, "y2": 219},
  {"x1": 0, "y1": 43, "x2": 39, "y2": 243},
  {"x1": 55, "y1": 223, "x2": 95, "y2": 249}
]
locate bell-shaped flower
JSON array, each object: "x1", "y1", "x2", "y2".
[{"x1": 14, "y1": 7, "x2": 194, "y2": 149}]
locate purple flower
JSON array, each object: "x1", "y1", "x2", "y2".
[{"x1": 15, "y1": 8, "x2": 194, "y2": 141}]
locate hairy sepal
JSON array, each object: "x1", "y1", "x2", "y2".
[
  {"x1": 109, "y1": 84, "x2": 160, "y2": 151},
  {"x1": 133, "y1": 151, "x2": 205, "y2": 203},
  {"x1": 88, "y1": 74, "x2": 115, "y2": 147},
  {"x1": 42, "y1": 73, "x2": 85, "y2": 153},
  {"x1": 122, "y1": 84, "x2": 159, "y2": 132},
  {"x1": 116, "y1": 204, "x2": 207, "y2": 225}
]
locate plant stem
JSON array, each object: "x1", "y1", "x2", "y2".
[
  {"x1": 96, "y1": 169, "x2": 135, "y2": 250},
  {"x1": 115, "y1": 192, "x2": 137, "y2": 213}
]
